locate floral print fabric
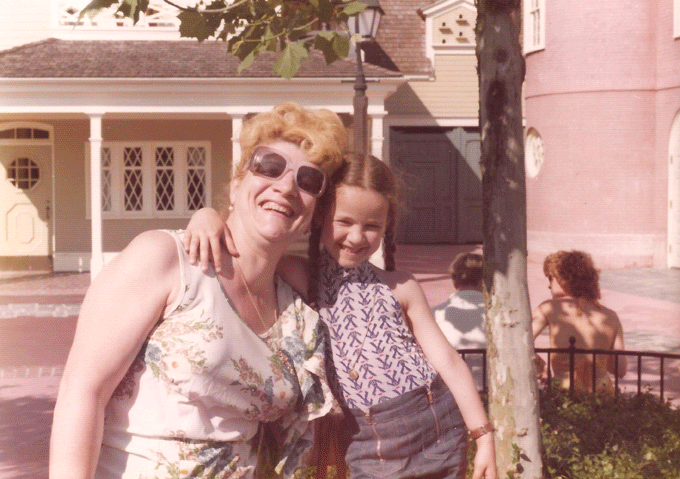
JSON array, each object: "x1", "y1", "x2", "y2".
[{"x1": 96, "y1": 230, "x2": 333, "y2": 479}]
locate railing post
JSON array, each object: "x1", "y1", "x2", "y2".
[
  {"x1": 547, "y1": 352, "x2": 552, "y2": 392},
  {"x1": 568, "y1": 336, "x2": 576, "y2": 395},
  {"x1": 637, "y1": 355, "x2": 642, "y2": 395},
  {"x1": 614, "y1": 352, "x2": 619, "y2": 395},
  {"x1": 592, "y1": 352, "x2": 597, "y2": 393},
  {"x1": 660, "y1": 357, "x2": 665, "y2": 402}
]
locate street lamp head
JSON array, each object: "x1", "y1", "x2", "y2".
[{"x1": 347, "y1": 0, "x2": 384, "y2": 42}]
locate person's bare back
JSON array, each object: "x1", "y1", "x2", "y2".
[{"x1": 532, "y1": 251, "x2": 626, "y2": 394}]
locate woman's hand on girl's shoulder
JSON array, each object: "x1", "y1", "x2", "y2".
[{"x1": 182, "y1": 207, "x2": 235, "y2": 272}]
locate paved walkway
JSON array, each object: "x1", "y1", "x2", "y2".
[{"x1": 0, "y1": 246, "x2": 678, "y2": 478}]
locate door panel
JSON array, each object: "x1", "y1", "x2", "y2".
[
  {"x1": 457, "y1": 130, "x2": 483, "y2": 243},
  {"x1": 391, "y1": 127, "x2": 481, "y2": 244},
  {"x1": 0, "y1": 145, "x2": 51, "y2": 257}
]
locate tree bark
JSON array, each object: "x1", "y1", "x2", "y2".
[{"x1": 475, "y1": 1, "x2": 544, "y2": 477}]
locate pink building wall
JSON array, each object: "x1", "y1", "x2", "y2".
[{"x1": 524, "y1": 0, "x2": 680, "y2": 268}]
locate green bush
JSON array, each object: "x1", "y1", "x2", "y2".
[
  {"x1": 466, "y1": 389, "x2": 680, "y2": 478},
  {"x1": 540, "y1": 388, "x2": 680, "y2": 478}
]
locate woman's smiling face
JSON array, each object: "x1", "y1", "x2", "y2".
[{"x1": 229, "y1": 141, "x2": 318, "y2": 245}]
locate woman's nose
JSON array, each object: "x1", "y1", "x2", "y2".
[{"x1": 273, "y1": 170, "x2": 297, "y2": 195}]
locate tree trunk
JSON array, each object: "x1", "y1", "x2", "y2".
[{"x1": 475, "y1": 1, "x2": 544, "y2": 477}]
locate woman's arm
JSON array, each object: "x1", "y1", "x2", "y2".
[
  {"x1": 49, "y1": 231, "x2": 181, "y2": 479},
  {"x1": 390, "y1": 272, "x2": 497, "y2": 479}
]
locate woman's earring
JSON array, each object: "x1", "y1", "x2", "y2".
[{"x1": 228, "y1": 204, "x2": 234, "y2": 212}]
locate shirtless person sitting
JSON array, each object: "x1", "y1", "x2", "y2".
[{"x1": 532, "y1": 250, "x2": 627, "y2": 394}]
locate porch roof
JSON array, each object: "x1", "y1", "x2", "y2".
[{"x1": 0, "y1": 38, "x2": 403, "y2": 79}]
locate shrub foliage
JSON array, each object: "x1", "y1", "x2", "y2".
[{"x1": 466, "y1": 389, "x2": 680, "y2": 478}]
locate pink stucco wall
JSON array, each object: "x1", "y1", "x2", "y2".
[{"x1": 524, "y1": 0, "x2": 680, "y2": 268}]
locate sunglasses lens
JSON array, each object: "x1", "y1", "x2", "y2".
[
  {"x1": 249, "y1": 148, "x2": 325, "y2": 196},
  {"x1": 296, "y1": 166, "x2": 325, "y2": 196},
  {"x1": 251, "y1": 152, "x2": 287, "y2": 179}
]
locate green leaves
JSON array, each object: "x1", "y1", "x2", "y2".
[
  {"x1": 177, "y1": 10, "x2": 222, "y2": 43},
  {"x1": 342, "y1": 1, "x2": 368, "y2": 16},
  {"x1": 80, "y1": 0, "x2": 368, "y2": 79},
  {"x1": 314, "y1": 31, "x2": 350, "y2": 65},
  {"x1": 273, "y1": 42, "x2": 308, "y2": 79}
]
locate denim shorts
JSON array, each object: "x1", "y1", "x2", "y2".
[{"x1": 342, "y1": 375, "x2": 468, "y2": 479}]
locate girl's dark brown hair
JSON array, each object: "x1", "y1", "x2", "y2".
[{"x1": 306, "y1": 154, "x2": 402, "y2": 306}]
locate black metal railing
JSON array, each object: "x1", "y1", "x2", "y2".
[{"x1": 459, "y1": 336, "x2": 680, "y2": 402}]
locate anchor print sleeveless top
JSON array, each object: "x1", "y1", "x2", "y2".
[{"x1": 318, "y1": 250, "x2": 436, "y2": 410}]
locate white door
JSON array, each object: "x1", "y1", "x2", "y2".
[
  {"x1": 0, "y1": 145, "x2": 52, "y2": 258},
  {"x1": 669, "y1": 114, "x2": 680, "y2": 268}
]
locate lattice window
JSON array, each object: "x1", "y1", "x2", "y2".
[
  {"x1": 186, "y1": 146, "x2": 206, "y2": 211},
  {"x1": 89, "y1": 142, "x2": 210, "y2": 217},
  {"x1": 7, "y1": 157, "x2": 40, "y2": 190},
  {"x1": 101, "y1": 147, "x2": 112, "y2": 212},
  {"x1": 123, "y1": 147, "x2": 143, "y2": 211},
  {"x1": 155, "y1": 147, "x2": 175, "y2": 211},
  {"x1": 0, "y1": 127, "x2": 49, "y2": 140}
]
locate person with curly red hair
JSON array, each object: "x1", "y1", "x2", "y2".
[{"x1": 532, "y1": 250, "x2": 627, "y2": 394}]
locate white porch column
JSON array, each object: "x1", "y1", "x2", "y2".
[
  {"x1": 368, "y1": 113, "x2": 387, "y2": 269},
  {"x1": 231, "y1": 114, "x2": 244, "y2": 175},
  {"x1": 89, "y1": 113, "x2": 104, "y2": 280},
  {"x1": 370, "y1": 113, "x2": 385, "y2": 159}
]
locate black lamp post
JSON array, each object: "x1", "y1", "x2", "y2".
[{"x1": 347, "y1": 0, "x2": 383, "y2": 156}]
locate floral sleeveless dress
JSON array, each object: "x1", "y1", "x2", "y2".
[{"x1": 95, "y1": 230, "x2": 333, "y2": 479}]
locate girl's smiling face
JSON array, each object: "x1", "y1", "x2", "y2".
[{"x1": 321, "y1": 185, "x2": 389, "y2": 268}]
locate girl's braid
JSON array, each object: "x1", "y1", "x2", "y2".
[
  {"x1": 306, "y1": 215, "x2": 324, "y2": 310},
  {"x1": 383, "y1": 215, "x2": 397, "y2": 272}
]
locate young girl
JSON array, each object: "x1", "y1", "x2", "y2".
[{"x1": 184, "y1": 155, "x2": 497, "y2": 479}]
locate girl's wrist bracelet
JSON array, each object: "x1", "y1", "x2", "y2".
[{"x1": 469, "y1": 422, "x2": 495, "y2": 440}]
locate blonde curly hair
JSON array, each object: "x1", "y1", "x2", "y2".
[{"x1": 234, "y1": 102, "x2": 348, "y2": 179}]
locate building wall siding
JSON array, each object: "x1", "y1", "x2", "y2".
[{"x1": 388, "y1": 54, "x2": 478, "y2": 118}]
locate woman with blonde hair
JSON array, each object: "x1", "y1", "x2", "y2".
[{"x1": 50, "y1": 103, "x2": 347, "y2": 479}]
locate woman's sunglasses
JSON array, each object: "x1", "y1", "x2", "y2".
[{"x1": 247, "y1": 146, "x2": 327, "y2": 197}]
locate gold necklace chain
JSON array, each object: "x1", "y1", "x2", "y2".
[
  {"x1": 215, "y1": 258, "x2": 296, "y2": 378},
  {"x1": 229, "y1": 259, "x2": 296, "y2": 377},
  {"x1": 233, "y1": 259, "x2": 278, "y2": 337}
]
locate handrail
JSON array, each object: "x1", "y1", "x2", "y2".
[{"x1": 459, "y1": 336, "x2": 680, "y2": 401}]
